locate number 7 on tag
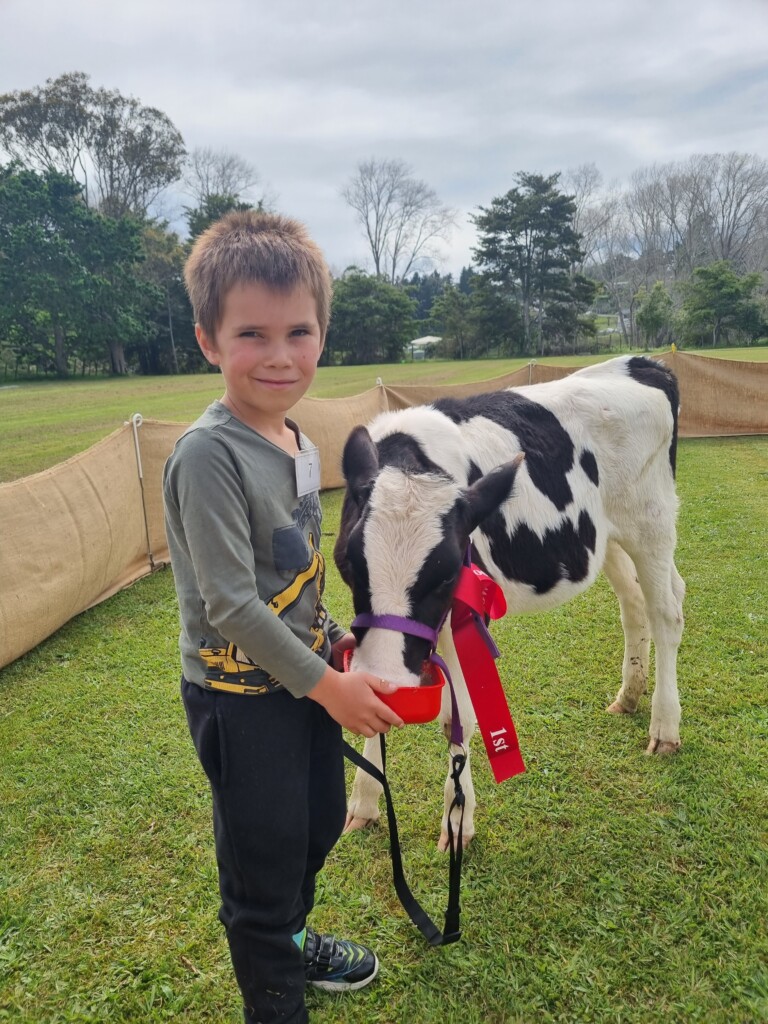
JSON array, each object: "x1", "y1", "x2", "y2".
[{"x1": 295, "y1": 447, "x2": 320, "y2": 497}]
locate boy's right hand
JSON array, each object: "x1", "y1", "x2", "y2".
[{"x1": 308, "y1": 665, "x2": 404, "y2": 737}]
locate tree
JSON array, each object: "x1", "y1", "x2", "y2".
[
  {"x1": 596, "y1": 154, "x2": 768, "y2": 289},
  {"x1": 699, "y1": 152, "x2": 768, "y2": 269},
  {"x1": 429, "y1": 285, "x2": 472, "y2": 359},
  {"x1": 573, "y1": 152, "x2": 768, "y2": 351},
  {"x1": 0, "y1": 164, "x2": 156, "y2": 376},
  {"x1": 183, "y1": 146, "x2": 264, "y2": 206},
  {"x1": 0, "y1": 72, "x2": 93, "y2": 188},
  {"x1": 620, "y1": 156, "x2": 768, "y2": 286},
  {"x1": 430, "y1": 276, "x2": 524, "y2": 359},
  {"x1": 404, "y1": 270, "x2": 452, "y2": 324},
  {"x1": 635, "y1": 282, "x2": 674, "y2": 348},
  {"x1": 341, "y1": 158, "x2": 455, "y2": 283},
  {"x1": 562, "y1": 162, "x2": 610, "y2": 269},
  {"x1": 135, "y1": 224, "x2": 202, "y2": 374},
  {"x1": 0, "y1": 164, "x2": 92, "y2": 376},
  {"x1": 473, "y1": 172, "x2": 586, "y2": 354},
  {"x1": 541, "y1": 272, "x2": 599, "y2": 354},
  {"x1": 182, "y1": 147, "x2": 272, "y2": 240},
  {"x1": 467, "y1": 275, "x2": 525, "y2": 356},
  {"x1": 185, "y1": 193, "x2": 255, "y2": 241},
  {"x1": 679, "y1": 261, "x2": 763, "y2": 347},
  {"x1": 0, "y1": 72, "x2": 186, "y2": 218},
  {"x1": 89, "y1": 89, "x2": 186, "y2": 218},
  {"x1": 325, "y1": 269, "x2": 416, "y2": 364}
]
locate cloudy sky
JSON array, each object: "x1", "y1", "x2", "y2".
[{"x1": 2, "y1": 0, "x2": 767, "y2": 276}]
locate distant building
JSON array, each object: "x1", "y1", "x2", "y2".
[{"x1": 408, "y1": 335, "x2": 441, "y2": 360}]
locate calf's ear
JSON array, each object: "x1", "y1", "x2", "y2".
[
  {"x1": 342, "y1": 425, "x2": 379, "y2": 506},
  {"x1": 333, "y1": 492, "x2": 357, "y2": 585},
  {"x1": 464, "y1": 453, "x2": 525, "y2": 532},
  {"x1": 335, "y1": 426, "x2": 380, "y2": 585}
]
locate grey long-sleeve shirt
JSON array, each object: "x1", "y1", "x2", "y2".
[{"x1": 163, "y1": 401, "x2": 345, "y2": 697}]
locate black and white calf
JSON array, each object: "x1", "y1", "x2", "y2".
[{"x1": 334, "y1": 355, "x2": 685, "y2": 850}]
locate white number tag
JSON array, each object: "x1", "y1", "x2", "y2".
[{"x1": 295, "y1": 447, "x2": 320, "y2": 497}]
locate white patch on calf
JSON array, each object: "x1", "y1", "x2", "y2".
[
  {"x1": 370, "y1": 407, "x2": 469, "y2": 483},
  {"x1": 354, "y1": 468, "x2": 460, "y2": 685}
]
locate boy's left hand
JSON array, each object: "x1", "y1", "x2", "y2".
[{"x1": 331, "y1": 632, "x2": 356, "y2": 671}]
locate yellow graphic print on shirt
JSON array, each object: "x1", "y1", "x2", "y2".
[{"x1": 201, "y1": 532, "x2": 329, "y2": 694}]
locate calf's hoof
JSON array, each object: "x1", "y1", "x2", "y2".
[
  {"x1": 645, "y1": 737, "x2": 681, "y2": 756},
  {"x1": 343, "y1": 812, "x2": 378, "y2": 834},
  {"x1": 437, "y1": 828, "x2": 474, "y2": 853},
  {"x1": 607, "y1": 699, "x2": 636, "y2": 715}
]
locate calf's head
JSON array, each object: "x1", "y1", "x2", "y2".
[{"x1": 334, "y1": 425, "x2": 523, "y2": 684}]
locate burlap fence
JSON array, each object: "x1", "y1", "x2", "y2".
[{"x1": 2, "y1": 351, "x2": 766, "y2": 670}]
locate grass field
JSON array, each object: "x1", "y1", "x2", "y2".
[
  {"x1": 0, "y1": 355, "x2": 578, "y2": 481},
  {"x1": 0, "y1": 346, "x2": 766, "y2": 482},
  {"x1": 1, "y1": 362, "x2": 767, "y2": 1022}
]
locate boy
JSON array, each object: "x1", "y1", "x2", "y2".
[{"x1": 163, "y1": 211, "x2": 403, "y2": 1023}]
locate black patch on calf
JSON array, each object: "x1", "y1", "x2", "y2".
[
  {"x1": 464, "y1": 457, "x2": 524, "y2": 533},
  {"x1": 580, "y1": 449, "x2": 599, "y2": 486},
  {"x1": 481, "y1": 515, "x2": 591, "y2": 595},
  {"x1": 400, "y1": 508, "x2": 469, "y2": 676},
  {"x1": 469, "y1": 542, "x2": 491, "y2": 576},
  {"x1": 434, "y1": 391, "x2": 574, "y2": 510},
  {"x1": 334, "y1": 495, "x2": 372, "y2": 593},
  {"x1": 376, "y1": 432, "x2": 447, "y2": 477},
  {"x1": 627, "y1": 357, "x2": 679, "y2": 477},
  {"x1": 578, "y1": 509, "x2": 597, "y2": 553},
  {"x1": 466, "y1": 466, "x2": 492, "y2": 572},
  {"x1": 340, "y1": 426, "x2": 379, "y2": 519}
]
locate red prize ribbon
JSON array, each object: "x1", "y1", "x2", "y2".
[{"x1": 450, "y1": 565, "x2": 526, "y2": 783}]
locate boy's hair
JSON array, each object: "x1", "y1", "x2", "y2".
[{"x1": 184, "y1": 210, "x2": 333, "y2": 341}]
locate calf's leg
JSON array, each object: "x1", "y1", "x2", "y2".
[
  {"x1": 344, "y1": 734, "x2": 383, "y2": 832},
  {"x1": 627, "y1": 539, "x2": 685, "y2": 755},
  {"x1": 602, "y1": 540, "x2": 651, "y2": 714}
]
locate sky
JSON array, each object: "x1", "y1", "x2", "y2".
[{"x1": 2, "y1": 0, "x2": 767, "y2": 277}]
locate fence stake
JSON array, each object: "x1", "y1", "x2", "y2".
[{"x1": 128, "y1": 413, "x2": 157, "y2": 571}]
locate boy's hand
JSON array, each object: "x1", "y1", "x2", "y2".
[{"x1": 308, "y1": 665, "x2": 404, "y2": 737}]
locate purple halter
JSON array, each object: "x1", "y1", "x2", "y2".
[{"x1": 350, "y1": 610, "x2": 464, "y2": 746}]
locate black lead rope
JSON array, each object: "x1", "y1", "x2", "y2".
[{"x1": 343, "y1": 734, "x2": 466, "y2": 946}]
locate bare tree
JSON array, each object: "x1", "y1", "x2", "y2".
[
  {"x1": 623, "y1": 154, "x2": 768, "y2": 281},
  {"x1": 655, "y1": 158, "x2": 711, "y2": 280},
  {"x1": 701, "y1": 152, "x2": 768, "y2": 269},
  {"x1": 743, "y1": 202, "x2": 768, "y2": 279},
  {"x1": 624, "y1": 165, "x2": 675, "y2": 291},
  {"x1": 582, "y1": 151, "x2": 768, "y2": 347},
  {"x1": 562, "y1": 162, "x2": 610, "y2": 269},
  {"x1": 589, "y1": 189, "x2": 641, "y2": 347},
  {"x1": 341, "y1": 158, "x2": 455, "y2": 283},
  {"x1": 183, "y1": 146, "x2": 264, "y2": 205}
]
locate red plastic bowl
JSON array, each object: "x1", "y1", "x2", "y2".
[{"x1": 342, "y1": 650, "x2": 445, "y2": 724}]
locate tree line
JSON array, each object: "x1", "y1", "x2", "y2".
[{"x1": 1, "y1": 72, "x2": 766, "y2": 379}]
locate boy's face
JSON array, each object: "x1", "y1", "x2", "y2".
[{"x1": 197, "y1": 281, "x2": 324, "y2": 434}]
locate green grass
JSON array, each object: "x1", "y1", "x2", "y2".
[
  {"x1": 0, "y1": 357, "x2": 554, "y2": 482},
  {"x1": 2, "y1": 425, "x2": 767, "y2": 1021},
  {"x1": 688, "y1": 345, "x2": 768, "y2": 360},
  {"x1": 1, "y1": 347, "x2": 766, "y2": 482}
]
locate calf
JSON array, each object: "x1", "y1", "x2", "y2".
[{"x1": 334, "y1": 355, "x2": 685, "y2": 850}]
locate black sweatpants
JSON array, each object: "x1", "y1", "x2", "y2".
[{"x1": 181, "y1": 679, "x2": 347, "y2": 1024}]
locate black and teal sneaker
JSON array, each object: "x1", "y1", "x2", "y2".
[{"x1": 303, "y1": 927, "x2": 379, "y2": 992}]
